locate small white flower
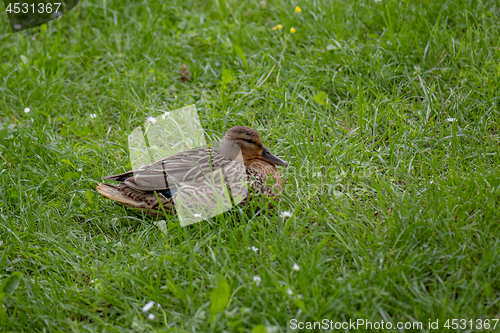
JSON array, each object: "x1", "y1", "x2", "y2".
[
  {"x1": 280, "y1": 211, "x2": 292, "y2": 219},
  {"x1": 161, "y1": 112, "x2": 170, "y2": 120},
  {"x1": 148, "y1": 313, "x2": 155, "y2": 320},
  {"x1": 142, "y1": 301, "x2": 155, "y2": 312},
  {"x1": 253, "y1": 275, "x2": 262, "y2": 286},
  {"x1": 297, "y1": 294, "x2": 303, "y2": 299},
  {"x1": 249, "y1": 246, "x2": 259, "y2": 253},
  {"x1": 146, "y1": 116, "x2": 157, "y2": 124},
  {"x1": 89, "y1": 113, "x2": 97, "y2": 119},
  {"x1": 24, "y1": 108, "x2": 30, "y2": 113},
  {"x1": 375, "y1": 0, "x2": 382, "y2": 2},
  {"x1": 193, "y1": 213, "x2": 202, "y2": 218},
  {"x1": 292, "y1": 263, "x2": 300, "y2": 271},
  {"x1": 446, "y1": 117, "x2": 457, "y2": 123},
  {"x1": 287, "y1": 288, "x2": 293, "y2": 296},
  {"x1": 157, "y1": 303, "x2": 161, "y2": 309},
  {"x1": 90, "y1": 279, "x2": 95, "y2": 284}
]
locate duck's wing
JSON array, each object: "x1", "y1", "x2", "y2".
[{"x1": 103, "y1": 147, "x2": 239, "y2": 191}]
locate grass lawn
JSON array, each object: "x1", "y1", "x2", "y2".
[{"x1": 1, "y1": 0, "x2": 500, "y2": 331}]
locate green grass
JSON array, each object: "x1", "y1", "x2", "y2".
[{"x1": 1, "y1": 0, "x2": 500, "y2": 331}]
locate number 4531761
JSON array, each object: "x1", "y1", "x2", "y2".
[{"x1": 6, "y1": 3, "x2": 63, "y2": 14}]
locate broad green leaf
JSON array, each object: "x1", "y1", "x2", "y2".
[
  {"x1": 0, "y1": 128, "x2": 8, "y2": 140},
  {"x1": 0, "y1": 272, "x2": 22, "y2": 294},
  {"x1": 49, "y1": 200, "x2": 63, "y2": 208},
  {"x1": 222, "y1": 69, "x2": 234, "y2": 85},
  {"x1": 252, "y1": 325, "x2": 267, "y2": 333},
  {"x1": 210, "y1": 274, "x2": 230, "y2": 321},
  {"x1": 233, "y1": 45, "x2": 248, "y2": 71},
  {"x1": 85, "y1": 190, "x2": 95, "y2": 205},
  {"x1": 60, "y1": 159, "x2": 75, "y2": 168},
  {"x1": 63, "y1": 171, "x2": 80, "y2": 181},
  {"x1": 153, "y1": 220, "x2": 168, "y2": 236},
  {"x1": 314, "y1": 91, "x2": 328, "y2": 106}
]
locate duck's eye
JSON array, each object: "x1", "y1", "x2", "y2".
[{"x1": 241, "y1": 138, "x2": 255, "y2": 144}]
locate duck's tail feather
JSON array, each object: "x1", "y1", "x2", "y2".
[
  {"x1": 97, "y1": 183, "x2": 141, "y2": 206},
  {"x1": 96, "y1": 183, "x2": 174, "y2": 217}
]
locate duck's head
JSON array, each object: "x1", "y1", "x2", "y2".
[{"x1": 219, "y1": 126, "x2": 288, "y2": 167}]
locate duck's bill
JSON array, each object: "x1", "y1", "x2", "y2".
[{"x1": 261, "y1": 147, "x2": 288, "y2": 166}]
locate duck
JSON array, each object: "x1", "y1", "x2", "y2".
[{"x1": 96, "y1": 126, "x2": 287, "y2": 219}]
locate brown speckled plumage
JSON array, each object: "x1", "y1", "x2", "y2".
[{"x1": 97, "y1": 126, "x2": 287, "y2": 218}]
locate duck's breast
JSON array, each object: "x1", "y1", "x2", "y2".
[{"x1": 246, "y1": 159, "x2": 282, "y2": 197}]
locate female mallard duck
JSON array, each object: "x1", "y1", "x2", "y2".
[{"x1": 97, "y1": 126, "x2": 287, "y2": 219}]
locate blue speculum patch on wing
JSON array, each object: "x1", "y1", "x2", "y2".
[
  {"x1": 4, "y1": 0, "x2": 79, "y2": 32},
  {"x1": 128, "y1": 105, "x2": 248, "y2": 226},
  {"x1": 157, "y1": 189, "x2": 177, "y2": 199}
]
